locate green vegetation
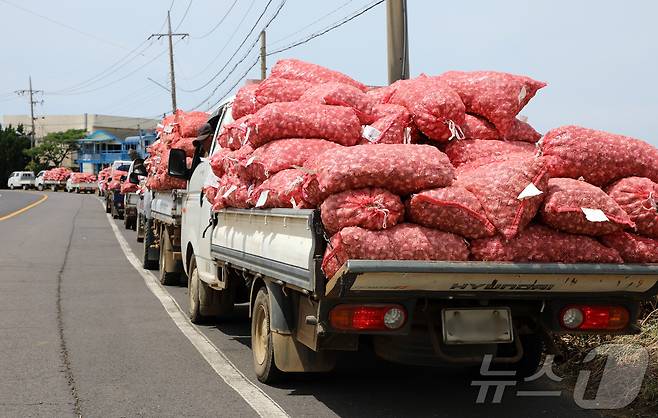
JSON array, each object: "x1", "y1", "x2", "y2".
[
  {"x1": 0, "y1": 124, "x2": 31, "y2": 187},
  {"x1": 24, "y1": 128, "x2": 85, "y2": 170}
]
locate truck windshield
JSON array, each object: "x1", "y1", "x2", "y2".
[{"x1": 117, "y1": 165, "x2": 130, "y2": 172}]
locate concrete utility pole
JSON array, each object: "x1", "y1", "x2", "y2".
[
  {"x1": 386, "y1": 0, "x2": 409, "y2": 84},
  {"x1": 15, "y1": 76, "x2": 43, "y2": 147},
  {"x1": 149, "y1": 11, "x2": 189, "y2": 114},
  {"x1": 259, "y1": 30, "x2": 267, "y2": 80}
]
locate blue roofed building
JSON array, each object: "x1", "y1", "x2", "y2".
[{"x1": 76, "y1": 129, "x2": 156, "y2": 173}]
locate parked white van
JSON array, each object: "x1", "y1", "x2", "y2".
[{"x1": 7, "y1": 171, "x2": 35, "y2": 190}]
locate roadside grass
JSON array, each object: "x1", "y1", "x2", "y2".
[{"x1": 554, "y1": 299, "x2": 658, "y2": 417}]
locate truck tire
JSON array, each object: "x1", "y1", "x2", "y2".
[
  {"x1": 51, "y1": 185, "x2": 56, "y2": 192},
  {"x1": 159, "y1": 228, "x2": 179, "y2": 286},
  {"x1": 252, "y1": 287, "x2": 282, "y2": 383},
  {"x1": 38, "y1": 184, "x2": 43, "y2": 191},
  {"x1": 188, "y1": 261, "x2": 203, "y2": 324},
  {"x1": 142, "y1": 218, "x2": 158, "y2": 270},
  {"x1": 76, "y1": 188, "x2": 80, "y2": 194},
  {"x1": 136, "y1": 214, "x2": 145, "y2": 242},
  {"x1": 9, "y1": 185, "x2": 14, "y2": 190},
  {"x1": 105, "y1": 198, "x2": 111, "y2": 214},
  {"x1": 22, "y1": 185, "x2": 28, "y2": 190}
]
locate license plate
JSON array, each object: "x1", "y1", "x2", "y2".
[{"x1": 441, "y1": 308, "x2": 513, "y2": 345}]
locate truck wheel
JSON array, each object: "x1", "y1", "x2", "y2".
[
  {"x1": 51, "y1": 185, "x2": 56, "y2": 192},
  {"x1": 142, "y1": 219, "x2": 158, "y2": 270},
  {"x1": 252, "y1": 287, "x2": 282, "y2": 383},
  {"x1": 22, "y1": 185, "x2": 28, "y2": 190},
  {"x1": 76, "y1": 188, "x2": 80, "y2": 194},
  {"x1": 136, "y1": 214, "x2": 144, "y2": 242},
  {"x1": 38, "y1": 184, "x2": 43, "y2": 191},
  {"x1": 188, "y1": 262, "x2": 203, "y2": 324},
  {"x1": 159, "y1": 229, "x2": 179, "y2": 286},
  {"x1": 105, "y1": 199, "x2": 111, "y2": 214},
  {"x1": 9, "y1": 185, "x2": 14, "y2": 190},
  {"x1": 123, "y1": 215, "x2": 130, "y2": 230}
]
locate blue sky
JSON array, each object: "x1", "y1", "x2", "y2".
[{"x1": 0, "y1": 0, "x2": 656, "y2": 144}]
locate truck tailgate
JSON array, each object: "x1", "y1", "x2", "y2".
[{"x1": 326, "y1": 260, "x2": 658, "y2": 299}]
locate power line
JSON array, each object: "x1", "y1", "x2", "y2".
[
  {"x1": 267, "y1": 0, "x2": 384, "y2": 56},
  {"x1": 192, "y1": 0, "x2": 238, "y2": 39},
  {"x1": 181, "y1": 0, "x2": 256, "y2": 80},
  {"x1": 180, "y1": 0, "x2": 278, "y2": 93},
  {"x1": 269, "y1": 0, "x2": 354, "y2": 46},
  {"x1": 0, "y1": 0, "x2": 130, "y2": 51},
  {"x1": 202, "y1": 57, "x2": 260, "y2": 111},
  {"x1": 174, "y1": 0, "x2": 193, "y2": 31}
]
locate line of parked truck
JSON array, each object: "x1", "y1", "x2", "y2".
[
  {"x1": 7, "y1": 169, "x2": 96, "y2": 192},
  {"x1": 101, "y1": 96, "x2": 658, "y2": 385}
]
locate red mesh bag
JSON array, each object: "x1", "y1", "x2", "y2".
[
  {"x1": 270, "y1": 59, "x2": 367, "y2": 91},
  {"x1": 600, "y1": 231, "x2": 658, "y2": 263},
  {"x1": 607, "y1": 177, "x2": 658, "y2": 238},
  {"x1": 232, "y1": 84, "x2": 260, "y2": 120},
  {"x1": 249, "y1": 169, "x2": 310, "y2": 209},
  {"x1": 456, "y1": 155, "x2": 552, "y2": 239},
  {"x1": 217, "y1": 115, "x2": 252, "y2": 150},
  {"x1": 406, "y1": 186, "x2": 496, "y2": 239},
  {"x1": 107, "y1": 170, "x2": 128, "y2": 191},
  {"x1": 303, "y1": 144, "x2": 455, "y2": 205},
  {"x1": 541, "y1": 178, "x2": 634, "y2": 236},
  {"x1": 439, "y1": 71, "x2": 546, "y2": 136},
  {"x1": 366, "y1": 85, "x2": 397, "y2": 104},
  {"x1": 171, "y1": 136, "x2": 197, "y2": 157},
  {"x1": 299, "y1": 82, "x2": 378, "y2": 124},
  {"x1": 247, "y1": 102, "x2": 362, "y2": 147},
  {"x1": 387, "y1": 77, "x2": 466, "y2": 142},
  {"x1": 44, "y1": 167, "x2": 72, "y2": 181},
  {"x1": 445, "y1": 139, "x2": 536, "y2": 168},
  {"x1": 463, "y1": 114, "x2": 541, "y2": 142},
  {"x1": 209, "y1": 144, "x2": 254, "y2": 179},
  {"x1": 120, "y1": 181, "x2": 139, "y2": 194},
  {"x1": 214, "y1": 174, "x2": 253, "y2": 209},
  {"x1": 541, "y1": 125, "x2": 658, "y2": 186},
  {"x1": 471, "y1": 224, "x2": 622, "y2": 263},
  {"x1": 175, "y1": 110, "x2": 208, "y2": 138},
  {"x1": 320, "y1": 188, "x2": 404, "y2": 235},
  {"x1": 71, "y1": 172, "x2": 96, "y2": 183},
  {"x1": 321, "y1": 224, "x2": 469, "y2": 279},
  {"x1": 255, "y1": 77, "x2": 314, "y2": 107},
  {"x1": 242, "y1": 138, "x2": 342, "y2": 182},
  {"x1": 359, "y1": 104, "x2": 412, "y2": 145}
]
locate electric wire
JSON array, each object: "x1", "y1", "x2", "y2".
[
  {"x1": 174, "y1": 0, "x2": 193, "y2": 31},
  {"x1": 191, "y1": 0, "x2": 238, "y2": 39},
  {"x1": 268, "y1": 0, "x2": 354, "y2": 46}
]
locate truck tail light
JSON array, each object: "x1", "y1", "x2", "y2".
[
  {"x1": 329, "y1": 304, "x2": 406, "y2": 331},
  {"x1": 560, "y1": 305, "x2": 629, "y2": 331}
]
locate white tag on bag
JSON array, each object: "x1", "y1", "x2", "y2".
[
  {"x1": 517, "y1": 183, "x2": 543, "y2": 200},
  {"x1": 581, "y1": 208, "x2": 609, "y2": 222},
  {"x1": 222, "y1": 185, "x2": 237, "y2": 199},
  {"x1": 362, "y1": 125, "x2": 381, "y2": 142},
  {"x1": 255, "y1": 190, "x2": 269, "y2": 208}
]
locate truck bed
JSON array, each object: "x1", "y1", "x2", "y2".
[
  {"x1": 209, "y1": 208, "x2": 658, "y2": 300},
  {"x1": 150, "y1": 190, "x2": 185, "y2": 225}
]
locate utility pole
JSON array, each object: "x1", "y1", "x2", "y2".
[
  {"x1": 386, "y1": 0, "x2": 409, "y2": 84},
  {"x1": 259, "y1": 30, "x2": 267, "y2": 80},
  {"x1": 15, "y1": 76, "x2": 43, "y2": 147},
  {"x1": 149, "y1": 11, "x2": 188, "y2": 114}
]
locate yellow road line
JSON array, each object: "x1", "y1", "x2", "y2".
[{"x1": 0, "y1": 193, "x2": 48, "y2": 221}]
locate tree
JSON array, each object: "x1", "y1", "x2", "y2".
[
  {"x1": 25, "y1": 129, "x2": 85, "y2": 168},
  {"x1": 0, "y1": 124, "x2": 31, "y2": 187}
]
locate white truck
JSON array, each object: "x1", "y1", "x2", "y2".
[
  {"x1": 66, "y1": 177, "x2": 96, "y2": 193},
  {"x1": 7, "y1": 171, "x2": 35, "y2": 190},
  {"x1": 164, "y1": 99, "x2": 658, "y2": 384}
]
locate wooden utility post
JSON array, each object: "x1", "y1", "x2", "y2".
[
  {"x1": 15, "y1": 76, "x2": 43, "y2": 147},
  {"x1": 386, "y1": 0, "x2": 409, "y2": 84},
  {"x1": 149, "y1": 11, "x2": 189, "y2": 114},
  {"x1": 260, "y1": 31, "x2": 267, "y2": 80}
]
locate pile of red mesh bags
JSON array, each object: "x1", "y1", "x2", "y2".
[
  {"x1": 107, "y1": 170, "x2": 127, "y2": 191},
  {"x1": 406, "y1": 186, "x2": 496, "y2": 239},
  {"x1": 471, "y1": 225, "x2": 623, "y2": 263},
  {"x1": 320, "y1": 188, "x2": 405, "y2": 235},
  {"x1": 70, "y1": 172, "x2": 96, "y2": 183},
  {"x1": 439, "y1": 71, "x2": 547, "y2": 137},
  {"x1": 322, "y1": 224, "x2": 470, "y2": 278},
  {"x1": 540, "y1": 125, "x2": 658, "y2": 186},
  {"x1": 255, "y1": 77, "x2": 314, "y2": 108},
  {"x1": 445, "y1": 139, "x2": 537, "y2": 168},
  {"x1": 299, "y1": 82, "x2": 378, "y2": 124},
  {"x1": 541, "y1": 178, "x2": 634, "y2": 236},
  {"x1": 98, "y1": 167, "x2": 111, "y2": 192},
  {"x1": 44, "y1": 167, "x2": 72, "y2": 181},
  {"x1": 120, "y1": 179, "x2": 139, "y2": 194},
  {"x1": 359, "y1": 104, "x2": 412, "y2": 145},
  {"x1": 249, "y1": 169, "x2": 310, "y2": 209},
  {"x1": 232, "y1": 84, "x2": 259, "y2": 120},
  {"x1": 246, "y1": 102, "x2": 362, "y2": 147},
  {"x1": 607, "y1": 177, "x2": 658, "y2": 238}
]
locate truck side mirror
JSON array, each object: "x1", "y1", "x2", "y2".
[
  {"x1": 132, "y1": 158, "x2": 147, "y2": 176},
  {"x1": 168, "y1": 148, "x2": 189, "y2": 179},
  {"x1": 128, "y1": 172, "x2": 140, "y2": 184}
]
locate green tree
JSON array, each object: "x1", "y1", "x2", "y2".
[
  {"x1": 25, "y1": 129, "x2": 85, "y2": 168},
  {"x1": 0, "y1": 124, "x2": 31, "y2": 187}
]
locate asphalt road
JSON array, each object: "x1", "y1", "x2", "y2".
[{"x1": 0, "y1": 190, "x2": 601, "y2": 418}]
